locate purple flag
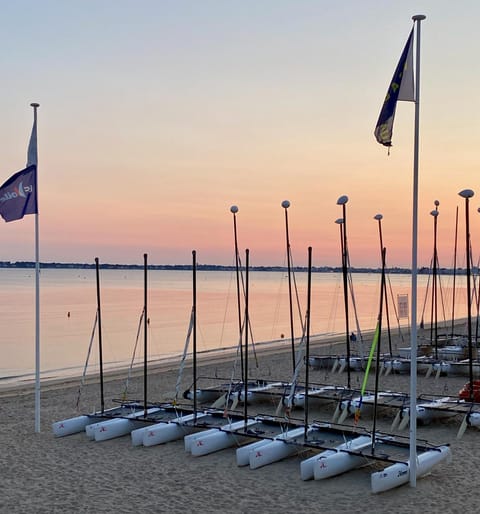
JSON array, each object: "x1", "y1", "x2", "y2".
[{"x1": 0, "y1": 165, "x2": 38, "y2": 222}]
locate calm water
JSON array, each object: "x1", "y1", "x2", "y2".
[{"x1": 0, "y1": 268, "x2": 468, "y2": 385}]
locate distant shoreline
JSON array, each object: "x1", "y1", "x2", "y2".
[{"x1": 0, "y1": 261, "x2": 471, "y2": 275}]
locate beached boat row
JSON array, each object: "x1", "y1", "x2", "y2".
[{"x1": 52, "y1": 406, "x2": 451, "y2": 494}]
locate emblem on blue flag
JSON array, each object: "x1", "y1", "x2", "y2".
[
  {"x1": 0, "y1": 165, "x2": 38, "y2": 222},
  {"x1": 374, "y1": 28, "x2": 415, "y2": 147}
]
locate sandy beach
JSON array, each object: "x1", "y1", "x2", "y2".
[{"x1": 1, "y1": 328, "x2": 478, "y2": 514}]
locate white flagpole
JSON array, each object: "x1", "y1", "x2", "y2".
[
  {"x1": 409, "y1": 14, "x2": 425, "y2": 487},
  {"x1": 30, "y1": 102, "x2": 41, "y2": 433}
]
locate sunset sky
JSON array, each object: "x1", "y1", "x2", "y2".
[{"x1": 1, "y1": 0, "x2": 479, "y2": 268}]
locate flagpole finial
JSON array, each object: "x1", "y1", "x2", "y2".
[
  {"x1": 30, "y1": 103, "x2": 40, "y2": 108},
  {"x1": 412, "y1": 14, "x2": 426, "y2": 21}
]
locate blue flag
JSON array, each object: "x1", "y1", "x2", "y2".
[
  {"x1": 0, "y1": 165, "x2": 38, "y2": 222},
  {"x1": 374, "y1": 28, "x2": 415, "y2": 147}
]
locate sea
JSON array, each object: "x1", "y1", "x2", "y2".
[{"x1": 0, "y1": 268, "x2": 468, "y2": 386}]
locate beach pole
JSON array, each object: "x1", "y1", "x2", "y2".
[
  {"x1": 29, "y1": 102, "x2": 41, "y2": 433},
  {"x1": 409, "y1": 14, "x2": 426, "y2": 487}
]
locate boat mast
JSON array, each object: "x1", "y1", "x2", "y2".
[
  {"x1": 459, "y1": 189, "x2": 475, "y2": 401},
  {"x1": 430, "y1": 201, "x2": 439, "y2": 358},
  {"x1": 374, "y1": 214, "x2": 393, "y2": 355},
  {"x1": 95, "y1": 257, "x2": 105, "y2": 413},
  {"x1": 337, "y1": 194, "x2": 351, "y2": 389},
  {"x1": 282, "y1": 200, "x2": 296, "y2": 374},
  {"x1": 192, "y1": 250, "x2": 197, "y2": 418},
  {"x1": 143, "y1": 253, "x2": 148, "y2": 417},
  {"x1": 230, "y1": 206, "x2": 244, "y2": 378},
  {"x1": 304, "y1": 246, "x2": 312, "y2": 440},
  {"x1": 451, "y1": 206, "x2": 459, "y2": 337},
  {"x1": 371, "y1": 247, "x2": 386, "y2": 452},
  {"x1": 243, "y1": 249, "x2": 250, "y2": 428}
]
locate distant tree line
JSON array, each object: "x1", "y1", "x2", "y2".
[{"x1": 0, "y1": 261, "x2": 474, "y2": 275}]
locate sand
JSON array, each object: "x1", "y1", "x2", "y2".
[{"x1": 1, "y1": 329, "x2": 478, "y2": 514}]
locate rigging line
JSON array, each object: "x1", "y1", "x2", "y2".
[
  {"x1": 419, "y1": 256, "x2": 433, "y2": 324},
  {"x1": 219, "y1": 266, "x2": 235, "y2": 346},
  {"x1": 346, "y1": 254, "x2": 363, "y2": 342},
  {"x1": 223, "y1": 316, "x2": 246, "y2": 412},
  {"x1": 386, "y1": 274, "x2": 404, "y2": 343},
  {"x1": 346, "y1": 259, "x2": 364, "y2": 359},
  {"x1": 284, "y1": 320, "x2": 308, "y2": 410},
  {"x1": 288, "y1": 247, "x2": 306, "y2": 335},
  {"x1": 75, "y1": 311, "x2": 98, "y2": 412},
  {"x1": 122, "y1": 308, "x2": 145, "y2": 400},
  {"x1": 436, "y1": 262, "x2": 449, "y2": 332},
  {"x1": 174, "y1": 307, "x2": 195, "y2": 402},
  {"x1": 236, "y1": 254, "x2": 259, "y2": 365}
]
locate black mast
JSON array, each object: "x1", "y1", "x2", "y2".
[
  {"x1": 95, "y1": 257, "x2": 105, "y2": 413},
  {"x1": 143, "y1": 253, "x2": 148, "y2": 417},
  {"x1": 304, "y1": 246, "x2": 312, "y2": 440},
  {"x1": 192, "y1": 250, "x2": 197, "y2": 418}
]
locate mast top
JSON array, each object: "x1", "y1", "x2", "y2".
[
  {"x1": 374, "y1": 214, "x2": 383, "y2": 221},
  {"x1": 30, "y1": 102, "x2": 40, "y2": 108},
  {"x1": 459, "y1": 189, "x2": 474, "y2": 199},
  {"x1": 412, "y1": 14, "x2": 426, "y2": 21},
  {"x1": 281, "y1": 200, "x2": 290, "y2": 209},
  {"x1": 230, "y1": 205, "x2": 239, "y2": 214}
]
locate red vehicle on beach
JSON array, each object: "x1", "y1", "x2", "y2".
[{"x1": 459, "y1": 381, "x2": 480, "y2": 403}]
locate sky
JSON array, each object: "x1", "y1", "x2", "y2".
[{"x1": 1, "y1": 0, "x2": 479, "y2": 268}]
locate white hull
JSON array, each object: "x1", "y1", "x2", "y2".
[
  {"x1": 313, "y1": 435, "x2": 372, "y2": 480},
  {"x1": 371, "y1": 445, "x2": 451, "y2": 493},
  {"x1": 52, "y1": 414, "x2": 100, "y2": 437},
  {"x1": 249, "y1": 427, "x2": 306, "y2": 469},
  {"x1": 131, "y1": 426, "x2": 149, "y2": 446},
  {"x1": 141, "y1": 413, "x2": 206, "y2": 447},
  {"x1": 236, "y1": 440, "x2": 272, "y2": 466},
  {"x1": 467, "y1": 412, "x2": 480, "y2": 428},
  {"x1": 52, "y1": 406, "x2": 128, "y2": 437},
  {"x1": 187, "y1": 419, "x2": 256, "y2": 456},
  {"x1": 86, "y1": 407, "x2": 160, "y2": 441},
  {"x1": 184, "y1": 389, "x2": 223, "y2": 403}
]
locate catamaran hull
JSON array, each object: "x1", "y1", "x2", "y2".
[
  {"x1": 52, "y1": 415, "x2": 101, "y2": 437},
  {"x1": 314, "y1": 452, "x2": 365, "y2": 479},
  {"x1": 131, "y1": 426, "x2": 149, "y2": 446},
  {"x1": 313, "y1": 436, "x2": 372, "y2": 480},
  {"x1": 371, "y1": 446, "x2": 451, "y2": 493},
  {"x1": 94, "y1": 418, "x2": 147, "y2": 441},
  {"x1": 141, "y1": 413, "x2": 206, "y2": 447},
  {"x1": 187, "y1": 419, "x2": 256, "y2": 456},
  {"x1": 249, "y1": 441, "x2": 296, "y2": 468},
  {"x1": 236, "y1": 440, "x2": 272, "y2": 466}
]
